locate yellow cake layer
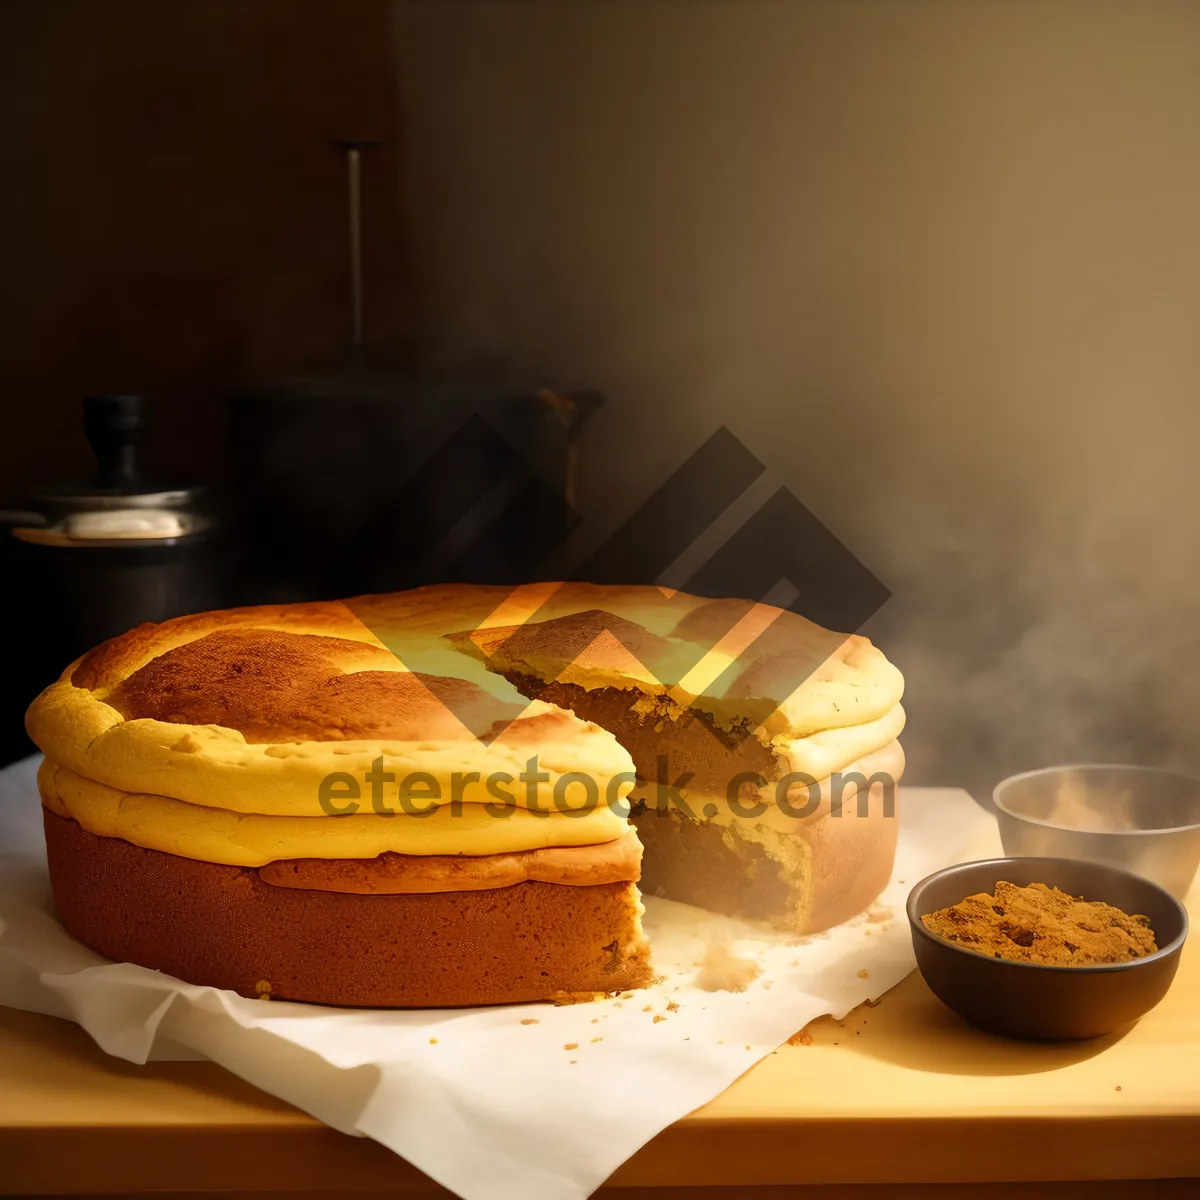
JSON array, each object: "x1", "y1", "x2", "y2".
[
  {"x1": 27, "y1": 673, "x2": 637, "y2": 818},
  {"x1": 38, "y1": 759, "x2": 630, "y2": 867}
]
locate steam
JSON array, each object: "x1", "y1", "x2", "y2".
[
  {"x1": 392, "y1": 0, "x2": 1200, "y2": 799},
  {"x1": 875, "y1": 446, "x2": 1200, "y2": 798}
]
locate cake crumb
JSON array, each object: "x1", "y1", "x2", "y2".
[
  {"x1": 429, "y1": 1038, "x2": 438, "y2": 1045},
  {"x1": 695, "y1": 941, "x2": 761, "y2": 993},
  {"x1": 787, "y1": 1026, "x2": 814, "y2": 1047},
  {"x1": 666, "y1": 1001, "x2": 680, "y2": 1012},
  {"x1": 744, "y1": 1045, "x2": 751, "y2": 1050},
  {"x1": 857, "y1": 969, "x2": 870, "y2": 979},
  {"x1": 761, "y1": 980, "x2": 773, "y2": 990},
  {"x1": 591, "y1": 1037, "x2": 603, "y2": 1043},
  {"x1": 564, "y1": 1043, "x2": 579, "y2": 1051},
  {"x1": 520, "y1": 1018, "x2": 540, "y2": 1025},
  {"x1": 642, "y1": 1005, "x2": 653, "y2": 1012},
  {"x1": 866, "y1": 904, "x2": 893, "y2": 924},
  {"x1": 590, "y1": 1018, "x2": 599, "y2": 1024},
  {"x1": 620, "y1": 992, "x2": 635, "y2": 999},
  {"x1": 551, "y1": 990, "x2": 604, "y2": 1006},
  {"x1": 569, "y1": 1059, "x2": 577, "y2": 1065},
  {"x1": 1116, "y1": 1085, "x2": 1123, "y2": 1092},
  {"x1": 653, "y1": 1015, "x2": 667, "y2": 1023}
]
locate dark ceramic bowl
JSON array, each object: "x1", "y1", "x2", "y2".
[{"x1": 907, "y1": 857, "x2": 1188, "y2": 1039}]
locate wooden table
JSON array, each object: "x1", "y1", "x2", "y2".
[{"x1": 4, "y1": 894, "x2": 1200, "y2": 1199}]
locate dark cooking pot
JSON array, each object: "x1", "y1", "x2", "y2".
[
  {"x1": 2, "y1": 395, "x2": 224, "y2": 659},
  {"x1": 229, "y1": 368, "x2": 604, "y2": 604}
]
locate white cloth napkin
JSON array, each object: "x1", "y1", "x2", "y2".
[{"x1": 0, "y1": 754, "x2": 991, "y2": 1200}]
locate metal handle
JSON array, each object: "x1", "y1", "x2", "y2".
[
  {"x1": 332, "y1": 139, "x2": 381, "y2": 356},
  {"x1": 83, "y1": 395, "x2": 146, "y2": 489}
]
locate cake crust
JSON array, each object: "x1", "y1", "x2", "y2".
[
  {"x1": 44, "y1": 811, "x2": 652, "y2": 1007},
  {"x1": 258, "y1": 830, "x2": 643, "y2": 894}
]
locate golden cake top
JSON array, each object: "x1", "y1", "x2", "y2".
[
  {"x1": 105, "y1": 628, "x2": 521, "y2": 744},
  {"x1": 434, "y1": 585, "x2": 903, "y2": 742},
  {"x1": 27, "y1": 582, "x2": 904, "y2": 821},
  {"x1": 27, "y1": 593, "x2": 632, "y2": 820}
]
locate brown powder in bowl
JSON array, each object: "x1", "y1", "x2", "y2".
[{"x1": 921, "y1": 881, "x2": 1157, "y2": 966}]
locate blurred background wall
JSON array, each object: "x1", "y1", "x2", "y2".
[
  {"x1": 390, "y1": 0, "x2": 1200, "y2": 795},
  {"x1": 0, "y1": 0, "x2": 404, "y2": 764},
  {"x1": 0, "y1": 0, "x2": 403, "y2": 498}
]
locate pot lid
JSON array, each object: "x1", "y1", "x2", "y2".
[{"x1": 11, "y1": 396, "x2": 211, "y2": 543}]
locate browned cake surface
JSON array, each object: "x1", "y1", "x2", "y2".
[
  {"x1": 67, "y1": 598, "x2": 365, "y2": 690},
  {"x1": 44, "y1": 811, "x2": 652, "y2": 1007},
  {"x1": 107, "y1": 629, "x2": 520, "y2": 743},
  {"x1": 259, "y1": 830, "x2": 643, "y2": 894},
  {"x1": 450, "y1": 599, "x2": 851, "y2": 716},
  {"x1": 465, "y1": 609, "x2": 682, "y2": 681},
  {"x1": 798, "y1": 788, "x2": 899, "y2": 932}
]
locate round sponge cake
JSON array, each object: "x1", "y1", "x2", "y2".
[{"x1": 26, "y1": 583, "x2": 905, "y2": 1007}]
